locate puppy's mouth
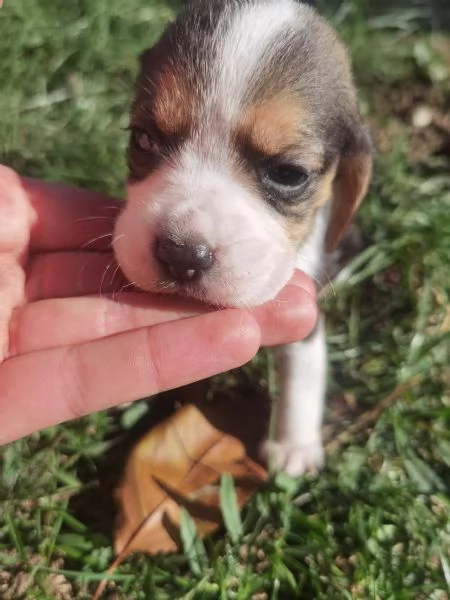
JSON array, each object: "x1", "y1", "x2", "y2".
[{"x1": 154, "y1": 278, "x2": 219, "y2": 307}]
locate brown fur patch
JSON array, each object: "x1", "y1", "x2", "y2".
[
  {"x1": 237, "y1": 97, "x2": 324, "y2": 171},
  {"x1": 283, "y1": 162, "x2": 338, "y2": 247},
  {"x1": 151, "y1": 68, "x2": 194, "y2": 137},
  {"x1": 282, "y1": 216, "x2": 311, "y2": 250}
]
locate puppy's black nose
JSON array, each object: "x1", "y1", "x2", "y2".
[{"x1": 156, "y1": 236, "x2": 214, "y2": 283}]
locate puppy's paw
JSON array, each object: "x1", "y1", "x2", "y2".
[{"x1": 263, "y1": 439, "x2": 325, "y2": 477}]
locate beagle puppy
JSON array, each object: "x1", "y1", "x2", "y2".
[{"x1": 113, "y1": 0, "x2": 372, "y2": 476}]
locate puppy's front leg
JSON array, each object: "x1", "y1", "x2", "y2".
[{"x1": 268, "y1": 316, "x2": 326, "y2": 476}]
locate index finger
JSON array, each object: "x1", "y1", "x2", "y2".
[
  {"x1": 21, "y1": 177, "x2": 123, "y2": 253},
  {"x1": 0, "y1": 309, "x2": 261, "y2": 444}
]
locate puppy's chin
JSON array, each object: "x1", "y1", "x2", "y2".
[
  {"x1": 113, "y1": 175, "x2": 296, "y2": 309},
  {"x1": 116, "y1": 256, "x2": 293, "y2": 309}
]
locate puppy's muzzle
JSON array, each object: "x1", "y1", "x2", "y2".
[{"x1": 156, "y1": 235, "x2": 215, "y2": 283}]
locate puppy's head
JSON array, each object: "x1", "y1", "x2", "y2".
[{"x1": 114, "y1": 0, "x2": 372, "y2": 307}]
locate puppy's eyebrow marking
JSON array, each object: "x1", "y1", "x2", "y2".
[
  {"x1": 236, "y1": 98, "x2": 325, "y2": 171},
  {"x1": 149, "y1": 68, "x2": 194, "y2": 138}
]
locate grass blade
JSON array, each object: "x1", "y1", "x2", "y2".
[
  {"x1": 179, "y1": 508, "x2": 208, "y2": 577},
  {"x1": 220, "y1": 474, "x2": 243, "y2": 544},
  {"x1": 5, "y1": 513, "x2": 26, "y2": 561}
]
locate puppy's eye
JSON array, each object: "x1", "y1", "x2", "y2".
[
  {"x1": 264, "y1": 163, "x2": 308, "y2": 188},
  {"x1": 131, "y1": 129, "x2": 159, "y2": 153}
]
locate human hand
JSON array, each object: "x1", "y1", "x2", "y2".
[{"x1": 0, "y1": 165, "x2": 317, "y2": 444}]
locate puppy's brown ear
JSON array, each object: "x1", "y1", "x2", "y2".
[{"x1": 325, "y1": 121, "x2": 373, "y2": 252}]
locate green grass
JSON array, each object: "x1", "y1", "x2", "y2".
[{"x1": 1, "y1": 0, "x2": 450, "y2": 598}]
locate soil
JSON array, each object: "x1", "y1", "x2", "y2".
[{"x1": 367, "y1": 75, "x2": 450, "y2": 163}]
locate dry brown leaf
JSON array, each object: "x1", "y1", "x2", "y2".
[
  {"x1": 93, "y1": 383, "x2": 270, "y2": 599},
  {"x1": 114, "y1": 401, "x2": 268, "y2": 557}
]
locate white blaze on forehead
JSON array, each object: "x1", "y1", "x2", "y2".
[{"x1": 216, "y1": 0, "x2": 301, "y2": 118}]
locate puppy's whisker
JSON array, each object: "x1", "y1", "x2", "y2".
[
  {"x1": 119, "y1": 281, "x2": 136, "y2": 292},
  {"x1": 110, "y1": 263, "x2": 122, "y2": 287},
  {"x1": 112, "y1": 233, "x2": 126, "y2": 245},
  {"x1": 156, "y1": 279, "x2": 177, "y2": 293},
  {"x1": 325, "y1": 278, "x2": 336, "y2": 298},
  {"x1": 100, "y1": 205, "x2": 122, "y2": 212},
  {"x1": 111, "y1": 276, "x2": 136, "y2": 302},
  {"x1": 78, "y1": 253, "x2": 112, "y2": 293},
  {"x1": 98, "y1": 259, "x2": 117, "y2": 297},
  {"x1": 80, "y1": 232, "x2": 114, "y2": 251},
  {"x1": 312, "y1": 266, "x2": 336, "y2": 297},
  {"x1": 295, "y1": 256, "x2": 331, "y2": 289},
  {"x1": 75, "y1": 206, "x2": 121, "y2": 223},
  {"x1": 75, "y1": 216, "x2": 117, "y2": 224}
]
